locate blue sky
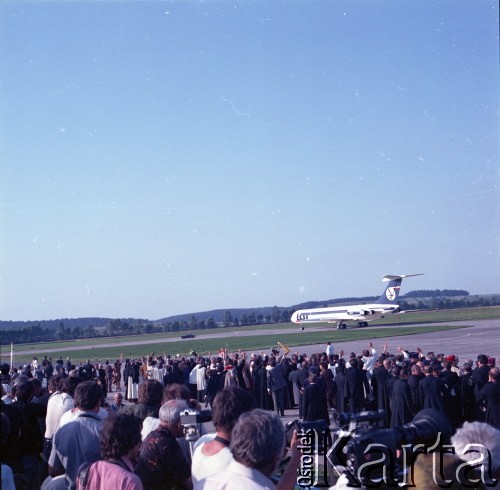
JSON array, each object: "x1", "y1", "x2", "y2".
[{"x1": 1, "y1": 0, "x2": 499, "y2": 322}]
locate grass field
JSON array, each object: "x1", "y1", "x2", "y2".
[{"x1": 2, "y1": 306, "x2": 498, "y2": 363}]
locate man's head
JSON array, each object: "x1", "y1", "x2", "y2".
[
  {"x1": 477, "y1": 354, "x2": 489, "y2": 366},
  {"x1": 74, "y1": 381, "x2": 103, "y2": 411},
  {"x1": 159, "y1": 399, "x2": 189, "y2": 437},
  {"x1": 138, "y1": 379, "x2": 164, "y2": 407},
  {"x1": 212, "y1": 386, "x2": 255, "y2": 434},
  {"x1": 15, "y1": 381, "x2": 34, "y2": 403},
  {"x1": 230, "y1": 409, "x2": 285, "y2": 477},
  {"x1": 489, "y1": 367, "x2": 499, "y2": 382},
  {"x1": 100, "y1": 413, "x2": 141, "y2": 460},
  {"x1": 113, "y1": 393, "x2": 123, "y2": 404}
]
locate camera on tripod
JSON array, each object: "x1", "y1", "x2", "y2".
[{"x1": 180, "y1": 408, "x2": 213, "y2": 454}]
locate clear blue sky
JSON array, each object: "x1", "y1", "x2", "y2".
[{"x1": 1, "y1": 0, "x2": 499, "y2": 322}]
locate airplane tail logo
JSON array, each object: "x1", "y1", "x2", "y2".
[{"x1": 385, "y1": 286, "x2": 400, "y2": 301}]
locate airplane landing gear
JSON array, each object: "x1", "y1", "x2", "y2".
[
  {"x1": 337, "y1": 322, "x2": 347, "y2": 330},
  {"x1": 357, "y1": 321, "x2": 369, "y2": 328}
]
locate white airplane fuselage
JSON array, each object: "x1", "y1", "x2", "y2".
[{"x1": 291, "y1": 303, "x2": 400, "y2": 324}]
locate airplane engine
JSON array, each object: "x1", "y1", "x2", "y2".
[{"x1": 359, "y1": 310, "x2": 375, "y2": 316}]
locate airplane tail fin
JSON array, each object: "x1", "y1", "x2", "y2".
[{"x1": 375, "y1": 274, "x2": 424, "y2": 304}]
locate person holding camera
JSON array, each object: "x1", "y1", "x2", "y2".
[{"x1": 135, "y1": 399, "x2": 192, "y2": 490}]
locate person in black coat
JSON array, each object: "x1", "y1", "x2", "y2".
[
  {"x1": 345, "y1": 359, "x2": 369, "y2": 413},
  {"x1": 471, "y1": 354, "x2": 491, "y2": 421},
  {"x1": 418, "y1": 365, "x2": 447, "y2": 414},
  {"x1": 440, "y1": 360, "x2": 460, "y2": 428},
  {"x1": 303, "y1": 373, "x2": 330, "y2": 424},
  {"x1": 371, "y1": 358, "x2": 391, "y2": 427},
  {"x1": 459, "y1": 362, "x2": 475, "y2": 423},
  {"x1": 478, "y1": 367, "x2": 500, "y2": 429},
  {"x1": 334, "y1": 359, "x2": 348, "y2": 414},
  {"x1": 390, "y1": 369, "x2": 414, "y2": 428},
  {"x1": 407, "y1": 364, "x2": 424, "y2": 413},
  {"x1": 205, "y1": 365, "x2": 225, "y2": 408}
]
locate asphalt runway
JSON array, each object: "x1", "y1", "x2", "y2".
[{"x1": 286, "y1": 319, "x2": 500, "y2": 363}]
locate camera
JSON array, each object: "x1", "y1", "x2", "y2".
[
  {"x1": 328, "y1": 409, "x2": 452, "y2": 486},
  {"x1": 180, "y1": 409, "x2": 212, "y2": 427},
  {"x1": 180, "y1": 408, "x2": 213, "y2": 455}
]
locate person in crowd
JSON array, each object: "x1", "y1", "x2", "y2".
[
  {"x1": 105, "y1": 360, "x2": 114, "y2": 394},
  {"x1": 46, "y1": 381, "x2": 103, "y2": 490},
  {"x1": 478, "y1": 367, "x2": 500, "y2": 429},
  {"x1": 135, "y1": 399, "x2": 192, "y2": 489},
  {"x1": 407, "y1": 363, "x2": 424, "y2": 414},
  {"x1": 389, "y1": 369, "x2": 414, "y2": 428},
  {"x1": 113, "y1": 356, "x2": 123, "y2": 391},
  {"x1": 196, "y1": 358, "x2": 208, "y2": 404},
  {"x1": 120, "y1": 379, "x2": 163, "y2": 421},
  {"x1": 334, "y1": 358, "x2": 348, "y2": 414},
  {"x1": 76, "y1": 413, "x2": 143, "y2": 489},
  {"x1": 360, "y1": 341, "x2": 377, "y2": 379},
  {"x1": 450, "y1": 421, "x2": 500, "y2": 486},
  {"x1": 319, "y1": 361, "x2": 337, "y2": 410},
  {"x1": 1, "y1": 383, "x2": 26, "y2": 475},
  {"x1": 302, "y1": 373, "x2": 330, "y2": 424},
  {"x1": 1, "y1": 412, "x2": 16, "y2": 490},
  {"x1": 267, "y1": 358, "x2": 287, "y2": 417},
  {"x1": 12, "y1": 381, "x2": 47, "y2": 489},
  {"x1": 111, "y1": 392, "x2": 125, "y2": 412},
  {"x1": 459, "y1": 362, "x2": 475, "y2": 423},
  {"x1": 472, "y1": 354, "x2": 492, "y2": 421},
  {"x1": 195, "y1": 409, "x2": 286, "y2": 489},
  {"x1": 44, "y1": 376, "x2": 80, "y2": 448},
  {"x1": 345, "y1": 358, "x2": 369, "y2": 413},
  {"x1": 191, "y1": 386, "x2": 255, "y2": 485},
  {"x1": 419, "y1": 365, "x2": 447, "y2": 413},
  {"x1": 205, "y1": 365, "x2": 225, "y2": 408}
]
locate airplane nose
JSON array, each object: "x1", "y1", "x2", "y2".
[{"x1": 291, "y1": 312, "x2": 298, "y2": 323}]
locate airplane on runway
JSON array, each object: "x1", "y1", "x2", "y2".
[{"x1": 290, "y1": 274, "x2": 423, "y2": 329}]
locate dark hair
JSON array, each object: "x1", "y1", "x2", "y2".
[
  {"x1": 61, "y1": 376, "x2": 82, "y2": 397},
  {"x1": 138, "y1": 379, "x2": 164, "y2": 407},
  {"x1": 48, "y1": 374, "x2": 63, "y2": 392},
  {"x1": 100, "y1": 413, "x2": 141, "y2": 459},
  {"x1": 477, "y1": 354, "x2": 488, "y2": 365},
  {"x1": 212, "y1": 387, "x2": 255, "y2": 433},
  {"x1": 163, "y1": 383, "x2": 191, "y2": 402},
  {"x1": 15, "y1": 381, "x2": 34, "y2": 402},
  {"x1": 74, "y1": 381, "x2": 103, "y2": 410}
]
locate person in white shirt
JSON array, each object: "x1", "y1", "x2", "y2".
[
  {"x1": 44, "y1": 376, "x2": 79, "y2": 440},
  {"x1": 325, "y1": 342, "x2": 335, "y2": 358},
  {"x1": 361, "y1": 341, "x2": 377, "y2": 379},
  {"x1": 191, "y1": 386, "x2": 255, "y2": 485},
  {"x1": 195, "y1": 409, "x2": 298, "y2": 490}
]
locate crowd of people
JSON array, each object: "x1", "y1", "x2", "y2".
[{"x1": 1, "y1": 340, "x2": 499, "y2": 489}]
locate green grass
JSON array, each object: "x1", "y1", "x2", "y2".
[{"x1": 5, "y1": 324, "x2": 470, "y2": 364}]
